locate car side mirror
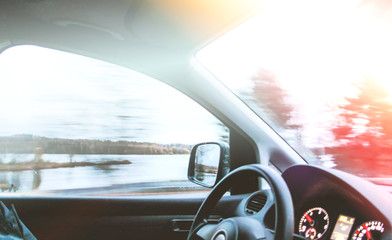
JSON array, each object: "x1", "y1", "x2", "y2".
[{"x1": 188, "y1": 142, "x2": 230, "y2": 188}]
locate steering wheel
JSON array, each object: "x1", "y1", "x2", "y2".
[{"x1": 187, "y1": 164, "x2": 294, "y2": 240}]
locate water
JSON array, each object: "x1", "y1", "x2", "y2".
[{"x1": 0, "y1": 154, "x2": 190, "y2": 193}]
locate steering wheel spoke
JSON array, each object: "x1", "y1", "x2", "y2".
[{"x1": 195, "y1": 224, "x2": 218, "y2": 240}]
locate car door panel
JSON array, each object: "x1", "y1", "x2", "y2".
[{"x1": 0, "y1": 196, "x2": 243, "y2": 240}]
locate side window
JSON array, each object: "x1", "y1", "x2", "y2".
[{"x1": 0, "y1": 45, "x2": 229, "y2": 196}]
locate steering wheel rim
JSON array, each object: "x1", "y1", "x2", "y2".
[{"x1": 187, "y1": 164, "x2": 294, "y2": 240}]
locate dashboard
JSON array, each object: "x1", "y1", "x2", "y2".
[
  {"x1": 237, "y1": 165, "x2": 392, "y2": 240},
  {"x1": 283, "y1": 165, "x2": 392, "y2": 240}
]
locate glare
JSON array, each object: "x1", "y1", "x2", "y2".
[
  {"x1": 198, "y1": 0, "x2": 392, "y2": 175},
  {"x1": 198, "y1": 0, "x2": 392, "y2": 101}
]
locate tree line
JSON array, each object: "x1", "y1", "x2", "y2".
[{"x1": 0, "y1": 135, "x2": 191, "y2": 155}]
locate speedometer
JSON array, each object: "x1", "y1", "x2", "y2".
[
  {"x1": 351, "y1": 221, "x2": 384, "y2": 240},
  {"x1": 299, "y1": 207, "x2": 330, "y2": 239}
]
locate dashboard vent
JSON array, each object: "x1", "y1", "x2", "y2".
[{"x1": 245, "y1": 193, "x2": 267, "y2": 215}]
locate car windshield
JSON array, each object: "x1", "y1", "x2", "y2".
[{"x1": 198, "y1": 0, "x2": 392, "y2": 184}]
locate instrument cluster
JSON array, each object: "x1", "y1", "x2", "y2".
[{"x1": 298, "y1": 206, "x2": 385, "y2": 240}]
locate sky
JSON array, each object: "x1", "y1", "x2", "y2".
[{"x1": 0, "y1": 45, "x2": 225, "y2": 145}]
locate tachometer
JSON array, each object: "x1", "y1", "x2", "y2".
[
  {"x1": 351, "y1": 221, "x2": 384, "y2": 240},
  {"x1": 299, "y1": 207, "x2": 330, "y2": 239}
]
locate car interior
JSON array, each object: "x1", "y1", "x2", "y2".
[{"x1": 0, "y1": 0, "x2": 391, "y2": 240}]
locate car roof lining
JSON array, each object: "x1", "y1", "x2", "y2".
[{"x1": 0, "y1": 0, "x2": 261, "y2": 64}]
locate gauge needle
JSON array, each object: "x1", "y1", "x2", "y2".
[
  {"x1": 305, "y1": 213, "x2": 313, "y2": 224},
  {"x1": 363, "y1": 224, "x2": 372, "y2": 239}
]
